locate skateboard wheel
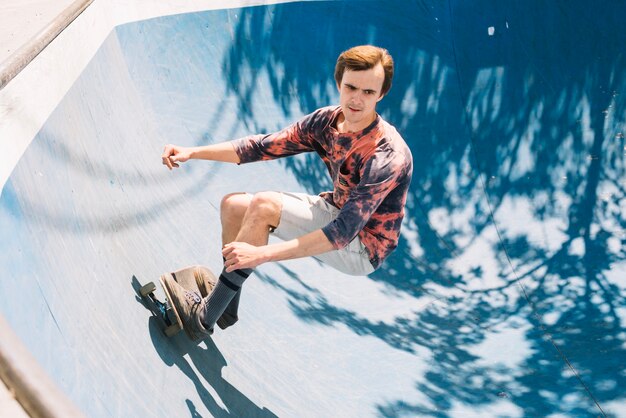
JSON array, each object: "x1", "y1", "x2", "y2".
[
  {"x1": 139, "y1": 282, "x2": 156, "y2": 297},
  {"x1": 164, "y1": 323, "x2": 181, "y2": 337}
]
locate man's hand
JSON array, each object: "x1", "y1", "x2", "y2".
[
  {"x1": 222, "y1": 242, "x2": 269, "y2": 272},
  {"x1": 162, "y1": 144, "x2": 192, "y2": 170}
]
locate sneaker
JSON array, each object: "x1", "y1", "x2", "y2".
[
  {"x1": 170, "y1": 265, "x2": 217, "y2": 297},
  {"x1": 161, "y1": 275, "x2": 213, "y2": 340},
  {"x1": 194, "y1": 266, "x2": 217, "y2": 298}
]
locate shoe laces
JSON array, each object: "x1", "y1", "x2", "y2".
[{"x1": 184, "y1": 290, "x2": 202, "y2": 305}]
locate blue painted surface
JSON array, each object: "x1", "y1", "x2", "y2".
[{"x1": 1, "y1": 1, "x2": 625, "y2": 416}]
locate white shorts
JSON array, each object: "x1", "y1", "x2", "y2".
[{"x1": 272, "y1": 192, "x2": 375, "y2": 276}]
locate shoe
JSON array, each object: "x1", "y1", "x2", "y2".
[
  {"x1": 170, "y1": 265, "x2": 216, "y2": 297},
  {"x1": 161, "y1": 275, "x2": 213, "y2": 340},
  {"x1": 194, "y1": 266, "x2": 217, "y2": 298}
]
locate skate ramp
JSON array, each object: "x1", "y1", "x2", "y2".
[{"x1": 1, "y1": 1, "x2": 626, "y2": 416}]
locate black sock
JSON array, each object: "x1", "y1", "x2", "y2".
[
  {"x1": 200, "y1": 267, "x2": 252, "y2": 331},
  {"x1": 217, "y1": 288, "x2": 241, "y2": 329}
]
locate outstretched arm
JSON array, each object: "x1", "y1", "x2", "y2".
[
  {"x1": 161, "y1": 142, "x2": 240, "y2": 169},
  {"x1": 164, "y1": 108, "x2": 326, "y2": 170}
]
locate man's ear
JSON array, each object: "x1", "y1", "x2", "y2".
[{"x1": 377, "y1": 93, "x2": 385, "y2": 103}]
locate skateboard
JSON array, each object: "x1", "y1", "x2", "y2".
[{"x1": 138, "y1": 265, "x2": 216, "y2": 337}]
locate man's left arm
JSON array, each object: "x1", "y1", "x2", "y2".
[
  {"x1": 321, "y1": 151, "x2": 411, "y2": 251},
  {"x1": 223, "y1": 148, "x2": 411, "y2": 271},
  {"x1": 221, "y1": 173, "x2": 392, "y2": 271},
  {"x1": 223, "y1": 229, "x2": 334, "y2": 272}
]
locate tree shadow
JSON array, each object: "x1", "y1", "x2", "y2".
[
  {"x1": 216, "y1": 0, "x2": 626, "y2": 416},
  {"x1": 1, "y1": 29, "x2": 227, "y2": 236},
  {"x1": 3, "y1": 0, "x2": 622, "y2": 415}
]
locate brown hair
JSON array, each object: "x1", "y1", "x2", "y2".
[{"x1": 334, "y1": 45, "x2": 394, "y2": 97}]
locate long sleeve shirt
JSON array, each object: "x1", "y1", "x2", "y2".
[{"x1": 232, "y1": 106, "x2": 413, "y2": 270}]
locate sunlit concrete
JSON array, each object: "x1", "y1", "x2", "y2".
[{"x1": 1, "y1": 1, "x2": 625, "y2": 417}]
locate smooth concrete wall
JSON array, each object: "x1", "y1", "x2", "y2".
[{"x1": 0, "y1": 0, "x2": 299, "y2": 192}]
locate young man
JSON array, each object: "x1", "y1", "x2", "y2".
[{"x1": 161, "y1": 45, "x2": 412, "y2": 339}]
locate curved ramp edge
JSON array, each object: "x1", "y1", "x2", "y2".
[{"x1": 0, "y1": 316, "x2": 83, "y2": 417}]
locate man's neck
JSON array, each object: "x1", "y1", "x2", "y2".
[{"x1": 336, "y1": 112, "x2": 377, "y2": 134}]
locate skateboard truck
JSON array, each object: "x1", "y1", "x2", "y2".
[{"x1": 140, "y1": 281, "x2": 182, "y2": 337}]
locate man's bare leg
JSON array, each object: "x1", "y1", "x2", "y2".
[
  {"x1": 220, "y1": 191, "x2": 281, "y2": 246},
  {"x1": 213, "y1": 192, "x2": 282, "y2": 330},
  {"x1": 233, "y1": 191, "x2": 282, "y2": 244},
  {"x1": 220, "y1": 192, "x2": 252, "y2": 245}
]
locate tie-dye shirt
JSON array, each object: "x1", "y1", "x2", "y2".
[{"x1": 232, "y1": 106, "x2": 413, "y2": 269}]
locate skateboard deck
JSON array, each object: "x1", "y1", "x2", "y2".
[{"x1": 137, "y1": 265, "x2": 216, "y2": 337}]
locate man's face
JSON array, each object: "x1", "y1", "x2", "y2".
[{"x1": 337, "y1": 63, "x2": 385, "y2": 132}]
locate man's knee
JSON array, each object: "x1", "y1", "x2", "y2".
[
  {"x1": 248, "y1": 191, "x2": 282, "y2": 224},
  {"x1": 221, "y1": 193, "x2": 251, "y2": 223}
]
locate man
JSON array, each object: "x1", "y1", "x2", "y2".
[{"x1": 161, "y1": 45, "x2": 412, "y2": 340}]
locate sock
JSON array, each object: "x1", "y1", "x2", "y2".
[
  {"x1": 217, "y1": 288, "x2": 241, "y2": 329},
  {"x1": 216, "y1": 257, "x2": 241, "y2": 329},
  {"x1": 200, "y1": 267, "x2": 252, "y2": 331}
]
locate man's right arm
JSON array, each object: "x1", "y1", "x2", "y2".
[
  {"x1": 161, "y1": 142, "x2": 240, "y2": 170},
  {"x1": 162, "y1": 107, "x2": 330, "y2": 169}
]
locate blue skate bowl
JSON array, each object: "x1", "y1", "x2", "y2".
[{"x1": 1, "y1": 0, "x2": 625, "y2": 416}]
